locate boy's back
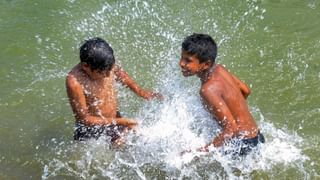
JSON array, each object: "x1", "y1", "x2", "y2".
[
  {"x1": 200, "y1": 64, "x2": 258, "y2": 140},
  {"x1": 180, "y1": 33, "x2": 264, "y2": 154}
]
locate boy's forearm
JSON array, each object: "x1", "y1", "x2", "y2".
[
  {"x1": 80, "y1": 116, "x2": 108, "y2": 126},
  {"x1": 231, "y1": 73, "x2": 251, "y2": 99},
  {"x1": 135, "y1": 88, "x2": 161, "y2": 100},
  {"x1": 81, "y1": 116, "x2": 137, "y2": 128},
  {"x1": 115, "y1": 68, "x2": 161, "y2": 100},
  {"x1": 133, "y1": 87, "x2": 146, "y2": 98},
  {"x1": 212, "y1": 131, "x2": 234, "y2": 147},
  {"x1": 108, "y1": 118, "x2": 138, "y2": 128},
  {"x1": 198, "y1": 134, "x2": 225, "y2": 152},
  {"x1": 197, "y1": 131, "x2": 234, "y2": 152},
  {"x1": 137, "y1": 89, "x2": 153, "y2": 99},
  {"x1": 115, "y1": 66, "x2": 146, "y2": 97},
  {"x1": 212, "y1": 135, "x2": 224, "y2": 147},
  {"x1": 124, "y1": 81, "x2": 152, "y2": 100}
]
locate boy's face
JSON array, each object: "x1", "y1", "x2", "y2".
[
  {"x1": 81, "y1": 63, "x2": 112, "y2": 79},
  {"x1": 179, "y1": 50, "x2": 209, "y2": 77}
]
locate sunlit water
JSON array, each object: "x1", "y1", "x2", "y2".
[{"x1": 0, "y1": 0, "x2": 319, "y2": 179}]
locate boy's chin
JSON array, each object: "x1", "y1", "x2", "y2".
[{"x1": 181, "y1": 71, "x2": 194, "y2": 77}]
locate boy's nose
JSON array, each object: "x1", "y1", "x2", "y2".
[{"x1": 179, "y1": 60, "x2": 185, "y2": 67}]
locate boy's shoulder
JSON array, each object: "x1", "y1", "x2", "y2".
[
  {"x1": 66, "y1": 64, "x2": 84, "y2": 87},
  {"x1": 215, "y1": 64, "x2": 228, "y2": 74},
  {"x1": 200, "y1": 65, "x2": 228, "y2": 95},
  {"x1": 67, "y1": 64, "x2": 83, "y2": 78},
  {"x1": 200, "y1": 79, "x2": 223, "y2": 97}
]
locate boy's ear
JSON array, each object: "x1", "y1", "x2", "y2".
[
  {"x1": 81, "y1": 62, "x2": 89, "y2": 68},
  {"x1": 203, "y1": 60, "x2": 213, "y2": 69},
  {"x1": 81, "y1": 62, "x2": 91, "y2": 72}
]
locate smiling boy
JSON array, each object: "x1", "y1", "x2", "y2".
[{"x1": 180, "y1": 33, "x2": 264, "y2": 155}]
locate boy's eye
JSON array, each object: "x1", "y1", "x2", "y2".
[{"x1": 185, "y1": 58, "x2": 192, "y2": 63}]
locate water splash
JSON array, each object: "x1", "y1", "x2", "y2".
[
  {"x1": 41, "y1": 58, "x2": 309, "y2": 179},
  {"x1": 37, "y1": 0, "x2": 314, "y2": 179}
]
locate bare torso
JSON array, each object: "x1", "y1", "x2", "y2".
[
  {"x1": 201, "y1": 65, "x2": 258, "y2": 139},
  {"x1": 69, "y1": 64, "x2": 118, "y2": 121}
]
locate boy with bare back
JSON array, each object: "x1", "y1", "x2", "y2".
[
  {"x1": 66, "y1": 37, "x2": 162, "y2": 144},
  {"x1": 180, "y1": 33, "x2": 264, "y2": 155}
]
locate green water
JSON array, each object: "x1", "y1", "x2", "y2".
[{"x1": 0, "y1": 0, "x2": 319, "y2": 179}]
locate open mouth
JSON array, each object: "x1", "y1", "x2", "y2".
[{"x1": 181, "y1": 69, "x2": 191, "y2": 76}]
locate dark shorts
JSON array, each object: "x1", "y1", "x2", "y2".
[
  {"x1": 74, "y1": 123, "x2": 127, "y2": 142},
  {"x1": 225, "y1": 132, "x2": 265, "y2": 156}
]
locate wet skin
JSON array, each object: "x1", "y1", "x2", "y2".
[
  {"x1": 66, "y1": 63, "x2": 162, "y2": 129},
  {"x1": 180, "y1": 51, "x2": 258, "y2": 151}
]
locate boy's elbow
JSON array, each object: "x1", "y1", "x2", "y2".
[
  {"x1": 245, "y1": 88, "x2": 251, "y2": 97},
  {"x1": 74, "y1": 111, "x2": 91, "y2": 125},
  {"x1": 242, "y1": 85, "x2": 251, "y2": 98}
]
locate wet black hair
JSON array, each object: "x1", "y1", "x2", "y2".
[
  {"x1": 182, "y1": 33, "x2": 217, "y2": 64},
  {"x1": 80, "y1": 37, "x2": 115, "y2": 71}
]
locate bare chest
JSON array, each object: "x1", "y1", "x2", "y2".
[{"x1": 82, "y1": 76, "x2": 117, "y2": 108}]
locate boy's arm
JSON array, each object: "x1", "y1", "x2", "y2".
[
  {"x1": 231, "y1": 74, "x2": 251, "y2": 99},
  {"x1": 66, "y1": 74, "x2": 137, "y2": 128},
  {"x1": 200, "y1": 85, "x2": 238, "y2": 150},
  {"x1": 114, "y1": 65, "x2": 163, "y2": 100}
]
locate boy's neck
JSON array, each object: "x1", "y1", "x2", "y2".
[
  {"x1": 81, "y1": 67, "x2": 106, "y2": 81},
  {"x1": 199, "y1": 64, "x2": 216, "y2": 83}
]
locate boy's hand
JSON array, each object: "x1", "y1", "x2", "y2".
[
  {"x1": 111, "y1": 118, "x2": 138, "y2": 129},
  {"x1": 196, "y1": 146, "x2": 209, "y2": 152},
  {"x1": 124, "y1": 118, "x2": 138, "y2": 129},
  {"x1": 180, "y1": 146, "x2": 209, "y2": 156},
  {"x1": 180, "y1": 149, "x2": 192, "y2": 156},
  {"x1": 151, "y1": 92, "x2": 164, "y2": 101},
  {"x1": 142, "y1": 91, "x2": 164, "y2": 101}
]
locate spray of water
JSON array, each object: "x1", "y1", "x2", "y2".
[
  {"x1": 41, "y1": 55, "x2": 309, "y2": 179},
  {"x1": 38, "y1": 0, "x2": 313, "y2": 179}
]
